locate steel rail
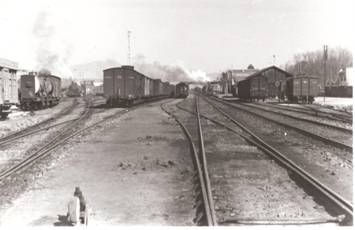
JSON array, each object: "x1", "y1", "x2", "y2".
[
  {"x1": 0, "y1": 118, "x2": 79, "y2": 147},
  {"x1": 209, "y1": 97, "x2": 352, "y2": 152},
  {"x1": 195, "y1": 96, "x2": 218, "y2": 225},
  {"x1": 198, "y1": 96, "x2": 352, "y2": 225},
  {"x1": 177, "y1": 100, "x2": 346, "y2": 225},
  {"x1": 263, "y1": 102, "x2": 352, "y2": 123},
  {"x1": 242, "y1": 103, "x2": 352, "y2": 134},
  {"x1": 160, "y1": 100, "x2": 216, "y2": 226},
  {"x1": 0, "y1": 99, "x2": 79, "y2": 143}
]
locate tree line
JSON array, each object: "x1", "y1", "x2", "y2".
[{"x1": 283, "y1": 47, "x2": 353, "y2": 86}]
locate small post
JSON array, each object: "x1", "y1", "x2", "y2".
[{"x1": 323, "y1": 45, "x2": 328, "y2": 104}]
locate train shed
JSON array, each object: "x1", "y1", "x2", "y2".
[{"x1": 237, "y1": 65, "x2": 293, "y2": 100}]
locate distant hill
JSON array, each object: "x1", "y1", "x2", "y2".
[{"x1": 69, "y1": 59, "x2": 120, "y2": 80}]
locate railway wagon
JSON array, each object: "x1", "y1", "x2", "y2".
[
  {"x1": 162, "y1": 82, "x2": 171, "y2": 96},
  {"x1": 153, "y1": 79, "x2": 163, "y2": 96},
  {"x1": 20, "y1": 72, "x2": 61, "y2": 110},
  {"x1": 103, "y1": 65, "x2": 154, "y2": 106},
  {"x1": 169, "y1": 84, "x2": 175, "y2": 97},
  {"x1": 176, "y1": 82, "x2": 189, "y2": 98},
  {"x1": 237, "y1": 66, "x2": 292, "y2": 101},
  {"x1": 0, "y1": 59, "x2": 18, "y2": 118},
  {"x1": 286, "y1": 76, "x2": 320, "y2": 103}
]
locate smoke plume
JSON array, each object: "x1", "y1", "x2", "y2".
[
  {"x1": 133, "y1": 54, "x2": 210, "y2": 83},
  {"x1": 33, "y1": 12, "x2": 73, "y2": 77}
]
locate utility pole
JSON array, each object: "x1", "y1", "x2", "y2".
[
  {"x1": 127, "y1": 30, "x2": 131, "y2": 65},
  {"x1": 323, "y1": 45, "x2": 328, "y2": 104}
]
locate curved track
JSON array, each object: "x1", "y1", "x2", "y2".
[
  {"x1": 161, "y1": 99, "x2": 217, "y2": 226},
  {"x1": 175, "y1": 95, "x2": 352, "y2": 226},
  {"x1": 210, "y1": 97, "x2": 352, "y2": 153}
]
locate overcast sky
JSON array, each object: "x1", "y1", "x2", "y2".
[{"x1": 0, "y1": 0, "x2": 353, "y2": 76}]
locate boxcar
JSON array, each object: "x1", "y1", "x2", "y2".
[
  {"x1": 104, "y1": 65, "x2": 153, "y2": 106},
  {"x1": 162, "y1": 82, "x2": 170, "y2": 96},
  {"x1": 286, "y1": 76, "x2": 320, "y2": 103},
  {"x1": 176, "y1": 82, "x2": 189, "y2": 98},
  {"x1": 0, "y1": 60, "x2": 18, "y2": 118},
  {"x1": 153, "y1": 79, "x2": 163, "y2": 96},
  {"x1": 169, "y1": 84, "x2": 175, "y2": 97},
  {"x1": 20, "y1": 73, "x2": 61, "y2": 110}
]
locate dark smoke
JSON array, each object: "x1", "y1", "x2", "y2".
[
  {"x1": 133, "y1": 54, "x2": 192, "y2": 83},
  {"x1": 33, "y1": 12, "x2": 72, "y2": 77}
]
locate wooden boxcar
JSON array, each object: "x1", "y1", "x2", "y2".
[
  {"x1": 286, "y1": 76, "x2": 320, "y2": 103},
  {"x1": 153, "y1": 79, "x2": 163, "y2": 96},
  {"x1": 103, "y1": 65, "x2": 153, "y2": 106},
  {"x1": 20, "y1": 73, "x2": 61, "y2": 110},
  {"x1": 176, "y1": 82, "x2": 189, "y2": 98},
  {"x1": 0, "y1": 59, "x2": 18, "y2": 118}
]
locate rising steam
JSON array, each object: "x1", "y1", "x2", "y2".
[
  {"x1": 133, "y1": 54, "x2": 210, "y2": 83},
  {"x1": 33, "y1": 12, "x2": 73, "y2": 77}
]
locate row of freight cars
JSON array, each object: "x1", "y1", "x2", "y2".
[
  {"x1": 232, "y1": 66, "x2": 321, "y2": 103},
  {"x1": 2, "y1": 63, "x2": 189, "y2": 118},
  {"x1": 103, "y1": 65, "x2": 189, "y2": 106},
  {"x1": 0, "y1": 70, "x2": 61, "y2": 117}
]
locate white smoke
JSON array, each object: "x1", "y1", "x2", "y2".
[{"x1": 133, "y1": 55, "x2": 210, "y2": 83}]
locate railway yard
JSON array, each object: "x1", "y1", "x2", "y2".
[{"x1": 0, "y1": 92, "x2": 352, "y2": 226}]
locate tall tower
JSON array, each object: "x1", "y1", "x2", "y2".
[{"x1": 127, "y1": 30, "x2": 131, "y2": 65}]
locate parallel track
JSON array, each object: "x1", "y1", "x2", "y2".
[
  {"x1": 210, "y1": 97, "x2": 352, "y2": 152},
  {"x1": 241, "y1": 102, "x2": 352, "y2": 134},
  {"x1": 263, "y1": 102, "x2": 352, "y2": 123},
  {"x1": 177, "y1": 95, "x2": 352, "y2": 225},
  {"x1": 0, "y1": 99, "x2": 79, "y2": 144},
  {"x1": 0, "y1": 96, "x2": 169, "y2": 181},
  {"x1": 161, "y1": 99, "x2": 217, "y2": 226}
]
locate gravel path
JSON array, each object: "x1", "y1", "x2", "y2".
[{"x1": 0, "y1": 99, "x2": 195, "y2": 226}]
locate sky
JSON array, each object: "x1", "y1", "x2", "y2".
[{"x1": 0, "y1": 0, "x2": 354, "y2": 79}]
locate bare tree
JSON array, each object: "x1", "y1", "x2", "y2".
[{"x1": 284, "y1": 47, "x2": 352, "y2": 86}]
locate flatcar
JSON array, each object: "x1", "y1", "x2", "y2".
[
  {"x1": 20, "y1": 72, "x2": 61, "y2": 110},
  {"x1": 175, "y1": 82, "x2": 189, "y2": 98},
  {"x1": 103, "y1": 65, "x2": 172, "y2": 107},
  {"x1": 0, "y1": 60, "x2": 18, "y2": 118},
  {"x1": 286, "y1": 76, "x2": 320, "y2": 103}
]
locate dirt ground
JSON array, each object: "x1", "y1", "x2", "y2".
[
  {"x1": 0, "y1": 100, "x2": 195, "y2": 226},
  {"x1": 0, "y1": 98, "x2": 76, "y2": 138}
]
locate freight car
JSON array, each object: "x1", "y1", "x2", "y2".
[
  {"x1": 103, "y1": 65, "x2": 171, "y2": 106},
  {"x1": 175, "y1": 82, "x2": 189, "y2": 98},
  {"x1": 0, "y1": 59, "x2": 18, "y2": 118},
  {"x1": 20, "y1": 72, "x2": 61, "y2": 110},
  {"x1": 286, "y1": 75, "x2": 320, "y2": 103},
  {"x1": 237, "y1": 66, "x2": 292, "y2": 101}
]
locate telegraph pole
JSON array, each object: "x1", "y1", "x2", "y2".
[
  {"x1": 323, "y1": 45, "x2": 328, "y2": 104},
  {"x1": 127, "y1": 30, "x2": 131, "y2": 65}
]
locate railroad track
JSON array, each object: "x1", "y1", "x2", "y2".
[
  {"x1": 241, "y1": 103, "x2": 352, "y2": 134},
  {"x1": 175, "y1": 95, "x2": 352, "y2": 226},
  {"x1": 0, "y1": 96, "x2": 169, "y2": 181},
  {"x1": 161, "y1": 99, "x2": 217, "y2": 226},
  {"x1": 0, "y1": 98, "x2": 79, "y2": 144},
  {"x1": 208, "y1": 96, "x2": 352, "y2": 153},
  {"x1": 263, "y1": 102, "x2": 352, "y2": 124}
]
